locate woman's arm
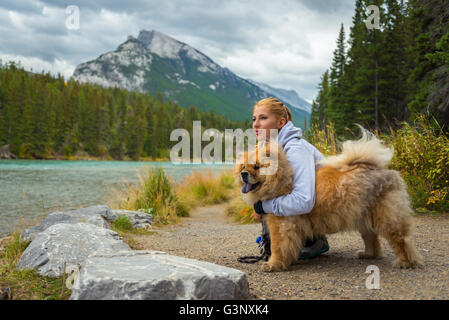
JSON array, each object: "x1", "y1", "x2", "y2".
[{"x1": 261, "y1": 144, "x2": 318, "y2": 216}]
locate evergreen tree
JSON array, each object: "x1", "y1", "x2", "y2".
[
  {"x1": 310, "y1": 70, "x2": 330, "y2": 130},
  {"x1": 327, "y1": 24, "x2": 348, "y2": 134}
]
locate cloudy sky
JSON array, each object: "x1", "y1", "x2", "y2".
[{"x1": 0, "y1": 0, "x2": 356, "y2": 103}]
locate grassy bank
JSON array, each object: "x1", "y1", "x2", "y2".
[{"x1": 0, "y1": 233, "x2": 70, "y2": 300}]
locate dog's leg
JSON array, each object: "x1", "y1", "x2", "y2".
[
  {"x1": 262, "y1": 215, "x2": 286, "y2": 272},
  {"x1": 373, "y1": 192, "x2": 423, "y2": 269},
  {"x1": 262, "y1": 215, "x2": 303, "y2": 272},
  {"x1": 385, "y1": 232, "x2": 423, "y2": 269},
  {"x1": 357, "y1": 229, "x2": 383, "y2": 259}
]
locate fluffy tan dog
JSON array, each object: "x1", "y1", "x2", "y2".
[{"x1": 236, "y1": 128, "x2": 423, "y2": 272}]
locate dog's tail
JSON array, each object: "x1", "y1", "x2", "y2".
[{"x1": 318, "y1": 124, "x2": 394, "y2": 170}]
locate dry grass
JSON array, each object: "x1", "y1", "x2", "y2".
[
  {"x1": 225, "y1": 193, "x2": 256, "y2": 224},
  {"x1": 175, "y1": 169, "x2": 236, "y2": 209},
  {"x1": 304, "y1": 122, "x2": 340, "y2": 157}
]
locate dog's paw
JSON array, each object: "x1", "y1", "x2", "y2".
[
  {"x1": 357, "y1": 250, "x2": 382, "y2": 259},
  {"x1": 261, "y1": 262, "x2": 275, "y2": 272},
  {"x1": 261, "y1": 261, "x2": 287, "y2": 272},
  {"x1": 393, "y1": 258, "x2": 414, "y2": 269}
]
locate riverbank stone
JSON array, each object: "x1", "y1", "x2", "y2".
[
  {"x1": 70, "y1": 250, "x2": 250, "y2": 300},
  {"x1": 110, "y1": 209, "x2": 153, "y2": 229},
  {"x1": 21, "y1": 205, "x2": 113, "y2": 241},
  {"x1": 17, "y1": 223, "x2": 130, "y2": 277}
]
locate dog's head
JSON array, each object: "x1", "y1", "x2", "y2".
[{"x1": 235, "y1": 142, "x2": 291, "y2": 201}]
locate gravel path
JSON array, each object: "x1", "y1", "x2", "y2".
[{"x1": 130, "y1": 204, "x2": 449, "y2": 300}]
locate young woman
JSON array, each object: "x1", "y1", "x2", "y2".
[{"x1": 251, "y1": 97, "x2": 329, "y2": 259}]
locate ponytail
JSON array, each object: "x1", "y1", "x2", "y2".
[{"x1": 253, "y1": 97, "x2": 293, "y2": 122}]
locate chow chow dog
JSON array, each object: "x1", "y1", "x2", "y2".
[{"x1": 236, "y1": 127, "x2": 423, "y2": 272}]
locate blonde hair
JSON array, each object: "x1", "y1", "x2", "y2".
[{"x1": 253, "y1": 97, "x2": 293, "y2": 122}]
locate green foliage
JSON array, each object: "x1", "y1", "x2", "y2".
[
  {"x1": 112, "y1": 215, "x2": 134, "y2": 231},
  {"x1": 1, "y1": 233, "x2": 30, "y2": 269},
  {"x1": 384, "y1": 115, "x2": 449, "y2": 211}
]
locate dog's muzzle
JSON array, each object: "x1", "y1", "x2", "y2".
[
  {"x1": 241, "y1": 171, "x2": 249, "y2": 183},
  {"x1": 240, "y1": 171, "x2": 260, "y2": 194}
]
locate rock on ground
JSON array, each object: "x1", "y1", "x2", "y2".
[
  {"x1": 17, "y1": 223, "x2": 130, "y2": 277},
  {"x1": 110, "y1": 209, "x2": 153, "y2": 229},
  {"x1": 70, "y1": 250, "x2": 250, "y2": 300},
  {"x1": 21, "y1": 205, "x2": 113, "y2": 241}
]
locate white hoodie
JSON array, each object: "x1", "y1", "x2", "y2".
[{"x1": 261, "y1": 121, "x2": 324, "y2": 216}]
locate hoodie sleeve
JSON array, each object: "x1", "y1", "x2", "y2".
[{"x1": 261, "y1": 144, "x2": 318, "y2": 216}]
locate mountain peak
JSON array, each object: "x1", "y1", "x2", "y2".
[
  {"x1": 137, "y1": 29, "x2": 185, "y2": 60},
  {"x1": 73, "y1": 30, "x2": 310, "y2": 125},
  {"x1": 137, "y1": 30, "x2": 178, "y2": 46},
  {"x1": 136, "y1": 29, "x2": 219, "y2": 74}
]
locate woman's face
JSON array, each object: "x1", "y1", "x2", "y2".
[{"x1": 252, "y1": 106, "x2": 286, "y2": 140}]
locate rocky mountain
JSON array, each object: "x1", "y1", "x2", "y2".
[{"x1": 73, "y1": 30, "x2": 310, "y2": 127}]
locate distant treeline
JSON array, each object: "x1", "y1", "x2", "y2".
[
  {"x1": 0, "y1": 62, "x2": 251, "y2": 160},
  {"x1": 311, "y1": 0, "x2": 449, "y2": 137}
]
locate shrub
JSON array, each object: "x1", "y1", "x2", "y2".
[
  {"x1": 112, "y1": 215, "x2": 133, "y2": 231},
  {"x1": 110, "y1": 167, "x2": 188, "y2": 225},
  {"x1": 383, "y1": 115, "x2": 449, "y2": 211},
  {"x1": 304, "y1": 122, "x2": 339, "y2": 156}
]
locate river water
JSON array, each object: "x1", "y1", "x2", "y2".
[{"x1": 0, "y1": 159, "x2": 232, "y2": 237}]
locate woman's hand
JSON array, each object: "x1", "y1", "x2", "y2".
[
  {"x1": 252, "y1": 200, "x2": 265, "y2": 222},
  {"x1": 251, "y1": 212, "x2": 263, "y2": 222}
]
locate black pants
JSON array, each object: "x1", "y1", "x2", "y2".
[{"x1": 304, "y1": 235, "x2": 327, "y2": 247}]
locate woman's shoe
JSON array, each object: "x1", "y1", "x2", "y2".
[{"x1": 298, "y1": 237, "x2": 329, "y2": 260}]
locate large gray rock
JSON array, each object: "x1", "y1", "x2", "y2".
[
  {"x1": 110, "y1": 209, "x2": 153, "y2": 229},
  {"x1": 21, "y1": 205, "x2": 113, "y2": 241},
  {"x1": 17, "y1": 223, "x2": 130, "y2": 277},
  {"x1": 70, "y1": 251, "x2": 250, "y2": 300}
]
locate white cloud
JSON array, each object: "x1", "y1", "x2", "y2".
[
  {"x1": 0, "y1": 0, "x2": 355, "y2": 102},
  {"x1": 0, "y1": 53, "x2": 75, "y2": 79}
]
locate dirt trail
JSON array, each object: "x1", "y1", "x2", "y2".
[{"x1": 130, "y1": 205, "x2": 449, "y2": 299}]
